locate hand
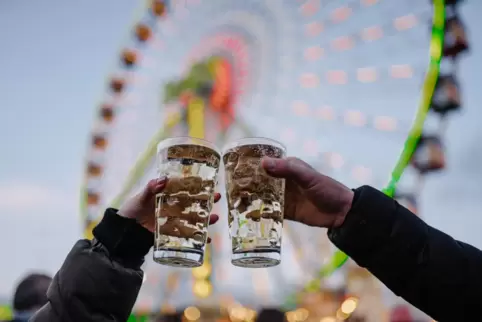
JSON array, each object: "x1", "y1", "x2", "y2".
[
  {"x1": 262, "y1": 157, "x2": 354, "y2": 228},
  {"x1": 118, "y1": 177, "x2": 220, "y2": 240}
]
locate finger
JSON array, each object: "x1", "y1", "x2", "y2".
[
  {"x1": 214, "y1": 192, "x2": 221, "y2": 203},
  {"x1": 140, "y1": 177, "x2": 167, "y2": 203},
  {"x1": 262, "y1": 157, "x2": 321, "y2": 190},
  {"x1": 209, "y1": 214, "x2": 219, "y2": 225}
]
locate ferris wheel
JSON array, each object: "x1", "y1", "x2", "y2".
[{"x1": 79, "y1": 0, "x2": 467, "y2": 320}]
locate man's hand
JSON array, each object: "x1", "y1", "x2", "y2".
[
  {"x1": 262, "y1": 156, "x2": 354, "y2": 228},
  {"x1": 118, "y1": 177, "x2": 220, "y2": 239}
]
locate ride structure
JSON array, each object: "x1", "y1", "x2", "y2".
[{"x1": 78, "y1": 0, "x2": 472, "y2": 321}]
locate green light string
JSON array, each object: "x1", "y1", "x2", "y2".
[
  {"x1": 128, "y1": 314, "x2": 149, "y2": 322},
  {"x1": 284, "y1": 0, "x2": 446, "y2": 308},
  {"x1": 0, "y1": 305, "x2": 12, "y2": 320}
]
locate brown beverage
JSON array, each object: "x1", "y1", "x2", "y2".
[
  {"x1": 223, "y1": 138, "x2": 286, "y2": 268},
  {"x1": 154, "y1": 138, "x2": 220, "y2": 267}
]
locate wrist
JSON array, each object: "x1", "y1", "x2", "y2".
[
  {"x1": 93, "y1": 208, "x2": 154, "y2": 267},
  {"x1": 117, "y1": 206, "x2": 149, "y2": 230}
]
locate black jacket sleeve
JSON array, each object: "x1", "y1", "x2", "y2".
[
  {"x1": 30, "y1": 209, "x2": 154, "y2": 322},
  {"x1": 328, "y1": 186, "x2": 482, "y2": 322}
]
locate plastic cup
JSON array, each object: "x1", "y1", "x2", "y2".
[
  {"x1": 222, "y1": 137, "x2": 286, "y2": 268},
  {"x1": 154, "y1": 137, "x2": 221, "y2": 267}
]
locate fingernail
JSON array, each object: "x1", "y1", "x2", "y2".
[
  {"x1": 263, "y1": 158, "x2": 277, "y2": 170},
  {"x1": 157, "y1": 176, "x2": 167, "y2": 184}
]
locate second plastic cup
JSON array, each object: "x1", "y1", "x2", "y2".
[
  {"x1": 154, "y1": 137, "x2": 221, "y2": 267},
  {"x1": 222, "y1": 137, "x2": 287, "y2": 268}
]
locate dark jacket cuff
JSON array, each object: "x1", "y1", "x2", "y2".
[
  {"x1": 93, "y1": 208, "x2": 154, "y2": 264},
  {"x1": 327, "y1": 185, "x2": 399, "y2": 267}
]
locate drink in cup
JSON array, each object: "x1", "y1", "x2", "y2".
[
  {"x1": 222, "y1": 137, "x2": 286, "y2": 268},
  {"x1": 154, "y1": 137, "x2": 221, "y2": 267}
]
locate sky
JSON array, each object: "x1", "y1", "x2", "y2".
[{"x1": 0, "y1": 0, "x2": 481, "y2": 303}]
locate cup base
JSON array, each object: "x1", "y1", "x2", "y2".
[
  {"x1": 231, "y1": 249, "x2": 281, "y2": 268},
  {"x1": 153, "y1": 249, "x2": 204, "y2": 267}
]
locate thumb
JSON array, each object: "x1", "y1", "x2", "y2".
[{"x1": 261, "y1": 157, "x2": 322, "y2": 189}]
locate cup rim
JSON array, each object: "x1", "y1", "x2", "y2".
[
  {"x1": 221, "y1": 136, "x2": 286, "y2": 154},
  {"x1": 157, "y1": 136, "x2": 220, "y2": 155}
]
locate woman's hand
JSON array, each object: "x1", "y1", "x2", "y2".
[{"x1": 118, "y1": 177, "x2": 221, "y2": 240}]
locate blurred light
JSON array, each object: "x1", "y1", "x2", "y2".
[
  {"x1": 184, "y1": 306, "x2": 201, "y2": 321},
  {"x1": 192, "y1": 264, "x2": 211, "y2": 279},
  {"x1": 286, "y1": 311, "x2": 296, "y2": 322},
  {"x1": 304, "y1": 46, "x2": 324, "y2": 61},
  {"x1": 316, "y1": 105, "x2": 335, "y2": 120},
  {"x1": 245, "y1": 308, "x2": 257, "y2": 321},
  {"x1": 219, "y1": 296, "x2": 235, "y2": 316},
  {"x1": 331, "y1": 6, "x2": 352, "y2": 23},
  {"x1": 136, "y1": 299, "x2": 152, "y2": 315},
  {"x1": 352, "y1": 166, "x2": 372, "y2": 182},
  {"x1": 326, "y1": 70, "x2": 347, "y2": 84},
  {"x1": 374, "y1": 116, "x2": 397, "y2": 131},
  {"x1": 306, "y1": 22, "x2": 324, "y2": 36},
  {"x1": 229, "y1": 305, "x2": 248, "y2": 321},
  {"x1": 300, "y1": 73, "x2": 320, "y2": 88},
  {"x1": 336, "y1": 308, "x2": 350, "y2": 320},
  {"x1": 328, "y1": 152, "x2": 345, "y2": 169},
  {"x1": 361, "y1": 0, "x2": 378, "y2": 6},
  {"x1": 391, "y1": 64, "x2": 413, "y2": 79},
  {"x1": 294, "y1": 308, "x2": 310, "y2": 321},
  {"x1": 320, "y1": 317, "x2": 336, "y2": 322},
  {"x1": 357, "y1": 67, "x2": 377, "y2": 83},
  {"x1": 341, "y1": 297, "x2": 359, "y2": 314},
  {"x1": 344, "y1": 110, "x2": 366, "y2": 127},
  {"x1": 161, "y1": 304, "x2": 176, "y2": 314},
  {"x1": 301, "y1": 0, "x2": 319, "y2": 16},
  {"x1": 192, "y1": 280, "x2": 212, "y2": 298},
  {"x1": 332, "y1": 36, "x2": 354, "y2": 51},
  {"x1": 394, "y1": 14, "x2": 417, "y2": 31},
  {"x1": 293, "y1": 101, "x2": 310, "y2": 116},
  {"x1": 361, "y1": 25, "x2": 383, "y2": 41}
]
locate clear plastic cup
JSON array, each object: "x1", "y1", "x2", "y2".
[
  {"x1": 154, "y1": 137, "x2": 221, "y2": 267},
  {"x1": 222, "y1": 137, "x2": 287, "y2": 268}
]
